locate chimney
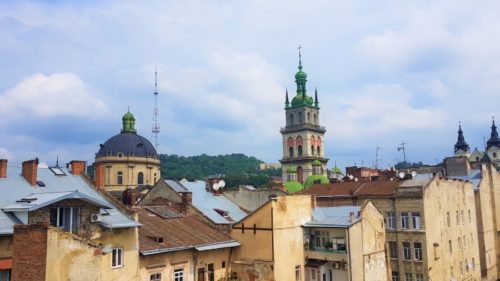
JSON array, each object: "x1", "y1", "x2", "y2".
[
  {"x1": 22, "y1": 158, "x2": 39, "y2": 186},
  {"x1": 122, "y1": 188, "x2": 139, "y2": 206},
  {"x1": 349, "y1": 211, "x2": 355, "y2": 222},
  {"x1": 180, "y1": 192, "x2": 192, "y2": 214},
  {"x1": 0, "y1": 159, "x2": 7, "y2": 178},
  {"x1": 68, "y1": 160, "x2": 86, "y2": 175},
  {"x1": 93, "y1": 162, "x2": 105, "y2": 188}
]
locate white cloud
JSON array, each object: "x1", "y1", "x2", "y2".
[{"x1": 0, "y1": 73, "x2": 106, "y2": 122}]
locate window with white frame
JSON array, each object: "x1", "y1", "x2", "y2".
[
  {"x1": 173, "y1": 268, "x2": 184, "y2": 281},
  {"x1": 295, "y1": 265, "x2": 301, "y2": 281},
  {"x1": 387, "y1": 212, "x2": 395, "y2": 229},
  {"x1": 391, "y1": 271, "x2": 399, "y2": 281},
  {"x1": 403, "y1": 242, "x2": 411, "y2": 260},
  {"x1": 415, "y1": 273, "x2": 423, "y2": 281},
  {"x1": 411, "y1": 212, "x2": 421, "y2": 229},
  {"x1": 405, "y1": 273, "x2": 413, "y2": 281},
  {"x1": 413, "y1": 242, "x2": 422, "y2": 261},
  {"x1": 50, "y1": 207, "x2": 80, "y2": 233},
  {"x1": 401, "y1": 212, "x2": 409, "y2": 229},
  {"x1": 150, "y1": 273, "x2": 161, "y2": 281},
  {"x1": 389, "y1": 241, "x2": 398, "y2": 259},
  {"x1": 111, "y1": 248, "x2": 123, "y2": 268}
]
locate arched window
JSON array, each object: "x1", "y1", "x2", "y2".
[
  {"x1": 317, "y1": 146, "x2": 321, "y2": 156},
  {"x1": 494, "y1": 152, "x2": 498, "y2": 158},
  {"x1": 298, "y1": 145, "x2": 303, "y2": 156},
  {"x1": 298, "y1": 112, "x2": 303, "y2": 124},
  {"x1": 307, "y1": 112, "x2": 311, "y2": 123},
  {"x1": 117, "y1": 171, "x2": 123, "y2": 185},
  {"x1": 137, "y1": 172, "x2": 144, "y2": 185},
  {"x1": 154, "y1": 173, "x2": 157, "y2": 184},
  {"x1": 476, "y1": 157, "x2": 480, "y2": 161},
  {"x1": 289, "y1": 114, "x2": 294, "y2": 125},
  {"x1": 313, "y1": 114, "x2": 317, "y2": 125},
  {"x1": 311, "y1": 145, "x2": 315, "y2": 155},
  {"x1": 289, "y1": 147, "x2": 294, "y2": 157}
]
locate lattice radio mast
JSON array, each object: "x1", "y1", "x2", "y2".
[{"x1": 152, "y1": 67, "x2": 160, "y2": 152}]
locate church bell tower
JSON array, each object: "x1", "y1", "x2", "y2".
[{"x1": 280, "y1": 47, "x2": 328, "y2": 184}]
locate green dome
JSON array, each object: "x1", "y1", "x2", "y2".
[
  {"x1": 295, "y1": 69, "x2": 307, "y2": 80},
  {"x1": 333, "y1": 166, "x2": 342, "y2": 174},
  {"x1": 291, "y1": 95, "x2": 314, "y2": 107},
  {"x1": 304, "y1": 174, "x2": 329, "y2": 188},
  {"x1": 121, "y1": 110, "x2": 137, "y2": 133},
  {"x1": 286, "y1": 166, "x2": 297, "y2": 173},
  {"x1": 312, "y1": 160, "x2": 322, "y2": 166},
  {"x1": 284, "y1": 181, "x2": 304, "y2": 193}
]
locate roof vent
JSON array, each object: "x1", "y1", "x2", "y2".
[
  {"x1": 16, "y1": 197, "x2": 37, "y2": 203},
  {"x1": 36, "y1": 180, "x2": 46, "y2": 187}
]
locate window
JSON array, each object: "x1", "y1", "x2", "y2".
[
  {"x1": 316, "y1": 146, "x2": 320, "y2": 156},
  {"x1": 112, "y1": 248, "x2": 123, "y2": 268},
  {"x1": 298, "y1": 145, "x2": 303, "y2": 156},
  {"x1": 415, "y1": 273, "x2": 423, "y2": 281},
  {"x1": 412, "y1": 212, "x2": 421, "y2": 229},
  {"x1": 391, "y1": 271, "x2": 399, "y2": 281},
  {"x1": 463, "y1": 235, "x2": 466, "y2": 248},
  {"x1": 387, "y1": 212, "x2": 395, "y2": 229},
  {"x1": 446, "y1": 212, "x2": 450, "y2": 227},
  {"x1": 289, "y1": 147, "x2": 294, "y2": 157},
  {"x1": 313, "y1": 114, "x2": 317, "y2": 125},
  {"x1": 468, "y1": 209, "x2": 471, "y2": 223},
  {"x1": 403, "y1": 242, "x2": 411, "y2": 260},
  {"x1": 150, "y1": 273, "x2": 161, "y2": 281},
  {"x1": 389, "y1": 241, "x2": 398, "y2": 259},
  {"x1": 472, "y1": 258, "x2": 475, "y2": 269},
  {"x1": 414, "y1": 242, "x2": 422, "y2": 261},
  {"x1": 307, "y1": 112, "x2": 311, "y2": 123},
  {"x1": 448, "y1": 240, "x2": 452, "y2": 253},
  {"x1": 290, "y1": 114, "x2": 294, "y2": 125},
  {"x1": 117, "y1": 171, "x2": 123, "y2": 185},
  {"x1": 401, "y1": 212, "x2": 409, "y2": 229},
  {"x1": 138, "y1": 172, "x2": 144, "y2": 185},
  {"x1": 458, "y1": 237, "x2": 462, "y2": 250},
  {"x1": 405, "y1": 273, "x2": 413, "y2": 281},
  {"x1": 470, "y1": 233, "x2": 473, "y2": 245},
  {"x1": 493, "y1": 152, "x2": 497, "y2": 158},
  {"x1": 456, "y1": 211, "x2": 459, "y2": 225},
  {"x1": 174, "y1": 268, "x2": 184, "y2": 281},
  {"x1": 311, "y1": 145, "x2": 314, "y2": 155},
  {"x1": 154, "y1": 173, "x2": 157, "y2": 184},
  {"x1": 50, "y1": 207, "x2": 80, "y2": 233},
  {"x1": 295, "y1": 265, "x2": 301, "y2": 281},
  {"x1": 460, "y1": 261, "x2": 463, "y2": 275},
  {"x1": 461, "y1": 210, "x2": 465, "y2": 224},
  {"x1": 465, "y1": 259, "x2": 469, "y2": 272},
  {"x1": 222, "y1": 261, "x2": 226, "y2": 268},
  {"x1": 298, "y1": 112, "x2": 303, "y2": 123},
  {"x1": 208, "y1": 263, "x2": 214, "y2": 281},
  {"x1": 451, "y1": 266, "x2": 454, "y2": 278}
]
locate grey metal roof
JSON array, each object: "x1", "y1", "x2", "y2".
[
  {"x1": 96, "y1": 132, "x2": 158, "y2": 158},
  {"x1": 177, "y1": 180, "x2": 247, "y2": 224},
  {"x1": 164, "y1": 179, "x2": 188, "y2": 192},
  {"x1": 194, "y1": 241, "x2": 241, "y2": 251},
  {"x1": 447, "y1": 169, "x2": 482, "y2": 190},
  {"x1": 304, "y1": 206, "x2": 361, "y2": 228},
  {"x1": 0, "y1": 164, "x2": 139, "y2": 234},
  {"x1": 2, "y1": 191, "x2": 110, "y2": 212}
]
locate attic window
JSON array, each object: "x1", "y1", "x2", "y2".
[
  {"x1": 36, "y1": 181, "x2": 46, "y2": 187},
  {"x1": 16, "y1": 198, "x2": 37, "y2": 203},
  {"x1": 150, "y1": 236, "x2": 164, "y2": 244},
  {"x1": 214, "y1": 208, "x2": 229, "y2": 218},
  {"x1": 49, "y1": 167, "x2": 66, "y2": 176},
  {"x1": 137, "y1": 143, "x2": 143, "y2": 148}
]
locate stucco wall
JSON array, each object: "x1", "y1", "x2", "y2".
[{"x1": 223, "y1": 187, "x2": 286, "y2": 212}]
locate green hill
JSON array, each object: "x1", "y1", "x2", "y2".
[{"x1": 159, "y1": 153, "x2": 280, "y2": 188}]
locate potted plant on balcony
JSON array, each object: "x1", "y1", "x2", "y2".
[{"x1": 324, "y1": 241, "x2": 333, "y2": 251}]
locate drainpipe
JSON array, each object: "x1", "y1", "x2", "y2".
[{"x1": 347, "y1": 228, "x2": 352, "y2": 281}]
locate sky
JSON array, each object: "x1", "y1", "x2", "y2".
[{"x1": 0, "y1": 0, "x2": 499, "y2": 170}]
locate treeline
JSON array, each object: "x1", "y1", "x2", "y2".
[{"x1": 159, "y1": 153, "x2": 281, "y2": 188}]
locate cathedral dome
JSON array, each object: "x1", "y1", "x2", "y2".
[{"x1": 96, "y1": 111, "x2": 158, "y2": 158}]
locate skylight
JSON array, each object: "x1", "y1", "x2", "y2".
[{"x1": 50, "y1": 167, "x2": 66, "y2": 176}]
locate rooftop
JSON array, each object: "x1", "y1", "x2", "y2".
[{"x1": 304, "y1": 206, "x2": 361, "y2": 228}]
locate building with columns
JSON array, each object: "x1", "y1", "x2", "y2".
[
  {"x1": 280, "y1": 51, "x2": 328, "y2": 192},
  {"x1": 93, "y1": 111, "x2": 161, "y2": 196}
]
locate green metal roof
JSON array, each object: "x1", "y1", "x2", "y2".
[
  {"x1": 284, "y1": 181, "x2": 303, "y2": 193},
  {"x1": 304, "y1": 174, "x2": 329, "y2": 188}
]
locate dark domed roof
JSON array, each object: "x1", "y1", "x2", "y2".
[
  {"x1": 96, "y1": 110, "x2": 158, "y2": 158},
  {"x1": 97, "y1": 132, "x2": 157, "y2": 158}
]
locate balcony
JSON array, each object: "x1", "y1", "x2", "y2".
[{"x1": 304, "y1": 246, "x2": 347, "y2": 261}]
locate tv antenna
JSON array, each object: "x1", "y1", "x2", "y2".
[
  {"x1": 375, "y1": 146, "x2": 382, "y2": 169},
  {"x1": 152, "y1": 66, "x2": 160, "y2": 152},
  {"x1": 397, "y1": 141, "x2": 408, "y2": 169}
]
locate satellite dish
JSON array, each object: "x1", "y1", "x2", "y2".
[
  {"x1": 354, "y1": 177, "x2": 359, "y2": 182},
  {"x1": 348, "y1": 174, "x2": 354, "y2": 180},
  {"x1": 411, "y1": 171, "x2": 417, "y2": 177},
  {"x1": 399, "y1": 172, "x2": 405, "y2": 179},
  {"x1": 212, "y1": 182, "x2": 220, "y2": 191},
  {"x1": 219, "y1": 180, "x2": 226, "y2": 188}
]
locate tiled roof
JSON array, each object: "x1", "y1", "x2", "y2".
[
  {"x1": 135, "y1": 206, "x2": 238, "y2": 255},
  {"x1": 298, "y1": 179, "x2": 411, "y2": 197}
]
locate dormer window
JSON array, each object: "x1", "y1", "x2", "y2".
[{"x1": 50, "y1": 207, "x2": 80, "y2": 233}]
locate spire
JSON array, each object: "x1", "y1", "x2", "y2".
[
  {"x1": 314, "y1": 87, "x2": 319, "y2": 107},
  {"x1": 285, "y1": 89, "x2": 290, "y2": 108},
  {"x1": 121, "y1": 109, "x2": 137, "y2": 133},
  {"x1": 454, "y1": 122, "x2": 470, "y2": 153},
  {"x1": 487, "y1": 116, "x2": 500, "y2": 149},
  {"x1": 298, "y1": 44, "x2": 303, "y2": 70}
]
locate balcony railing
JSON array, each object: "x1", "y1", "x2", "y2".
[{"x1": 307, "y1": 247, "x2": 347, "y2": 254}]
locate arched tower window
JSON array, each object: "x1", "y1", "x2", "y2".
[
  {"x1": 307, "y1": 112, "x2": 311, "y2": 123},
  {"x1": 313, "y1": 114, "x2": 317, "y2": 125},
  {"x1": 298, "y1": 112, "x2": 303, "y2": 124},
  {"x1": 289, "y1": 114, "x2": 294, "y2": 125},
  {"x1": 289, "y1": 147, "x2": 294, "y2": 157},
  {"x1": 317, "y1": 146, "x2": 321, "y2": 156},
  {"x1": 117, "y1": 171, "x2": 123, "y2": 185},
  {"x1": 137, "y1": 172, "x2": 144, "y2": 185},
  {"x1": 298, "y1": 145, "x2": 303, "y2": 156},
  {"x1": 311, "y1": 145, "x2": 315, "y2": 155},
  {"x1": 494, "y1": 152, "x2": 498, "y2": 158}
]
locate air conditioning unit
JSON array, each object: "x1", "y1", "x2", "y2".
[
  {"x1": 91, "y1": 214, "x2": 102, "y2": 222},
  {"x1": 332, "y1": 263, "x2": 338, "y2": 269},
  {"x1": 341, "y1": 263, "x2": 347, "y2": 270}
]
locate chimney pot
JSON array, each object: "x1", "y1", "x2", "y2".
[
  {"x1": 181, "y1": 192, "x2": 192, "y2": 214},
  {"x1": 0, "y1": 159, "x2": 7, "y2": 178},
  {"x1": 69, "y1": 160, "x2": 86, "y2": 175}
]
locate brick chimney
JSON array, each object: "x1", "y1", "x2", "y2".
[
  {"x1": 22, "y1": 158, "x2": 39, "y2": 186},
  {"x1": 93, "y1": 162, "x2": 105, "y2": 188},
  {"x1": 180, "y1": 192, "x2": 192, "y2": 214},
  {"x1": 0, "y1": 159, "x2": 7, "y2": 178},
  {"x1": 68, "y1": 160, "x2": 86, "y2": 175},
  {"x1": 311, "y1": 194, "x2": 317, "y2": 209},
  {"x1": 122, "y1": 188, "x2": 139, "y2": 206}
]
